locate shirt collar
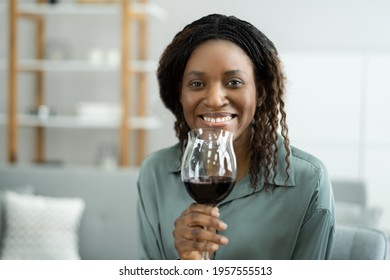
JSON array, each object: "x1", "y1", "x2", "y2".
[{"x1": 167, "y1": 143, "x2": 182, "y2": 173}]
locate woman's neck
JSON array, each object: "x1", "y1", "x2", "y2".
[{"x1": 235, "y1": 146, "x2": 251, "y2": 181}]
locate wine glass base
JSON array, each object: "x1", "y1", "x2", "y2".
[{"x1": 202, "y1": 251, "x2": 210, "y2": 260}]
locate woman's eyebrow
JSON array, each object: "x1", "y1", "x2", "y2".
[
  {"x1": 185, "y1": 69, "x2": 245, "y2": 77},
  {"x1": 224, "y1": 69, "x2": 245, "y2": 76},
  {"x1": 184, "y1": 71, "x2": 205, "y2": 78}
]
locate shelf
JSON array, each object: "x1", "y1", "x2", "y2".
[
  {"x1": 15, "y1": 2, "x2": 167, "y2": 19},
  {"x1": 7, "y1": 59, "x2": 157, "y2": 73},
  {"x1": 0, "y1": 114, "x2": 161, "y2": 130},
  {"x1": 18, "y1": 60, "x2": 120, "y2": 72},
  {"x1": 19, "y1": 3, "x2": 120, "y2": 15}
]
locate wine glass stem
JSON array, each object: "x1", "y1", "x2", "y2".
[
  {"x1": 202, "y1": 226, "x2": 212, "y2": 260},
  {"x1": 202, "y1": 250, "x2": 210, "y2": 260}
]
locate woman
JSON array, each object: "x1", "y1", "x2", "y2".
[{"x1": 137, "y1": 14, "x2": 335, "y2": 260}]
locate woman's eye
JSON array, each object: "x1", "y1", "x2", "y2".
[
  {"x1": 227, "y1": 79, "x2": 242, "y2": 87},
  {"x1": 190, "y1": 81, "x2": 204, "y2": 88}
]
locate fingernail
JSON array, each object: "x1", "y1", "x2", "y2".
[
  {"x1": 220, "y1": 236, "x2": 229, "y2": 245},
  {"x1": 211, "y1": 207, "x2": 220, "y2": 217},
  {"x1": 219, "y1": 221, "x2": 228, "y2": 230}
]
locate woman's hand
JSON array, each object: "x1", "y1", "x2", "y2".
[{"x1": 173, "y1": 203, "x2": 229, "y2": 260}]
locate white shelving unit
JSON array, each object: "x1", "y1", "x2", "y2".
[{"x1": 5, "y1": 0, "x2": 165, "y2": 166}]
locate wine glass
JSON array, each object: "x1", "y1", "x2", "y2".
[{"x1": 181, "y1": 128, "x2": 237, "y2": 259}]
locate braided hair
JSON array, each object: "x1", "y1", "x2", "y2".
[{"x1": 157, "y1": 14, "x2": 290, "y2": 189}]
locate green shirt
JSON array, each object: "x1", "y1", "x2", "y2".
[{"x1": 137, "y1": 140, "x2": 335, "y2": 259}]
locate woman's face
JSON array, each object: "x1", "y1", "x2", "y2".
[{"x1": 180, "y1": 40, "x2": 258, "y2": 147}]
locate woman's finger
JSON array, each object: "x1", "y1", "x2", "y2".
[{"x1": 181, "y1": 203, "x2": 220, "y2": 218}]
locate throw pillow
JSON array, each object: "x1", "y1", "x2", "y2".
[
  {"x1": 0, "y1": 191, "x2": 85, "y2": 260},
  {"x1": 0, "y1": 185, "x2": 34, "y2": 245}
]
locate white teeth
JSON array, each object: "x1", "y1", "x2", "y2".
[{"x1": 203, "y1": 116, "x2": 232, "y2": 123}]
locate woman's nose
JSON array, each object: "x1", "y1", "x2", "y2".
[{"x1": 204, "y1": 84, "x2": 227, "y2": 108}]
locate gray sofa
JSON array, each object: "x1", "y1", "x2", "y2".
[
  {"x1": 1, "y1": 165, "x2": 388, "y2": 260},
  {"x1": 0, "y1": 164, "x2": 139, "y2": 260},
  {"x1": 330, "y1": 224, "x2": 388, "y2": 260}
]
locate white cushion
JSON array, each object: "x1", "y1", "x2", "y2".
[
  {"x1": 0, "y1": 185, "x2": 34, "y2": 242},
  {"x1": 0, "y1": 191, "x2": 85, "y2": 260}
]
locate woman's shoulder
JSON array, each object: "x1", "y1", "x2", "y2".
[
  {"x1": 289, "y1": 145, "x2": 332, "y2": 190},
  {"x1": 290, "y1": 145, "x2": 333, "y2": 209},
  {"x1": 290, "y1": 145, "x2": 328, "y2": 177}
]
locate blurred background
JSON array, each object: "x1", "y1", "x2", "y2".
[{"x1": 0, "y1": 0, "x2": 389, "y2": 257}]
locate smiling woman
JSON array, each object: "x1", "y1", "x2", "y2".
[{"x1": 136, "y1": 13, "x2": 335, "y2": 260}]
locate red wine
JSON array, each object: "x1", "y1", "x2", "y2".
[{"x1": 184, "y1": 176, "x2": 236, "y2": 205}]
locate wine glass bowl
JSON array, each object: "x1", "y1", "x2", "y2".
[
  {"x1": 181, "y1": 128, "x2": 237, "y2": 259},
  {"x1": 181, "y1": 128, "x2": 237, "y2": 206}
]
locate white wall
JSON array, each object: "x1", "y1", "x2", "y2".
[{"x1": 1, "y1": 0, "x2": 389, "y2": 228}]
